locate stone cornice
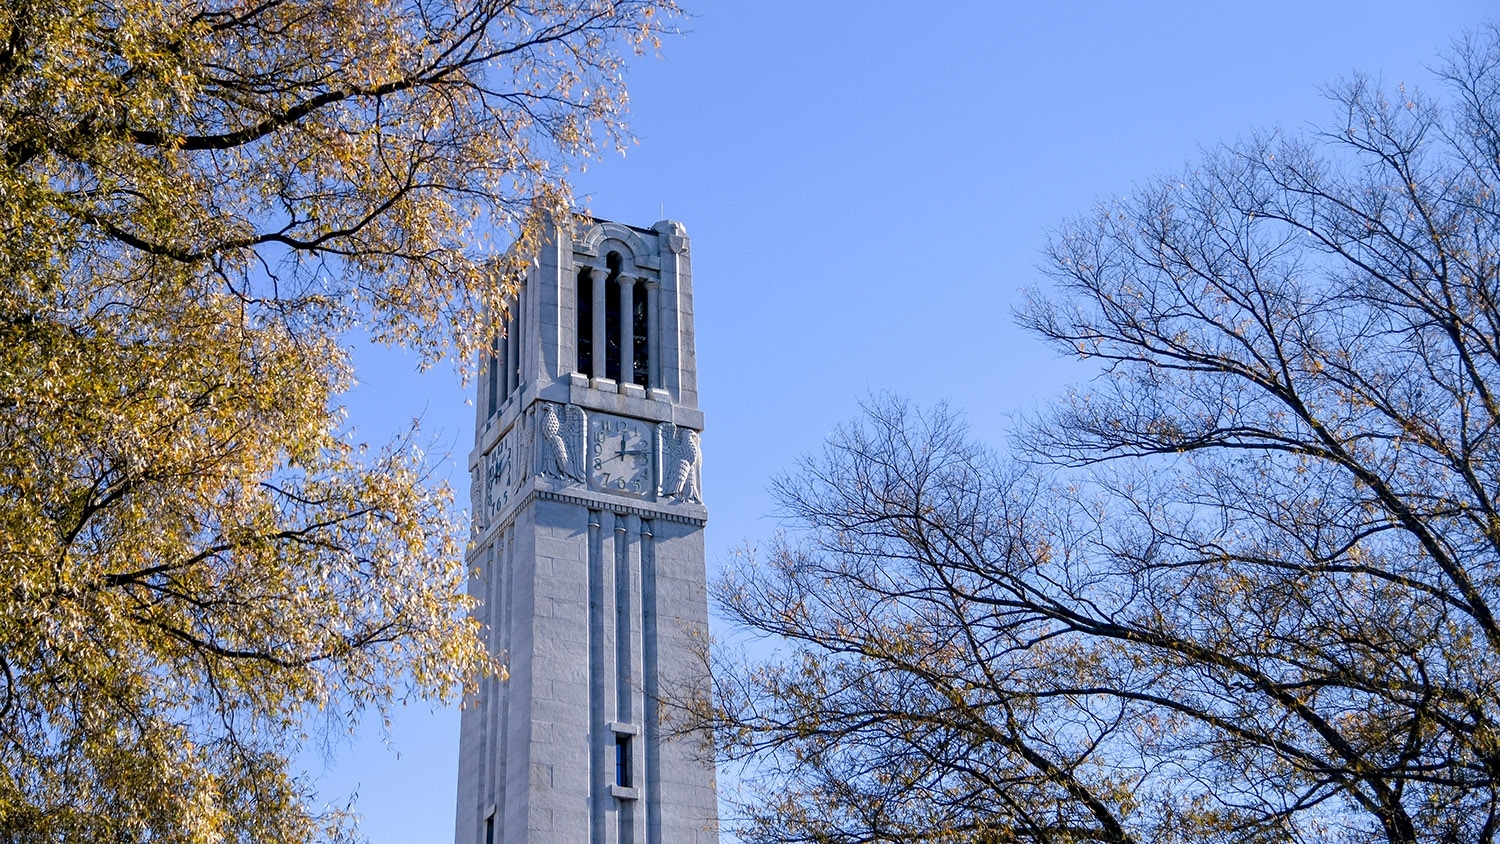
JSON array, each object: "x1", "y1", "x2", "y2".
[{"x1": 469, "y1": 482, "x2": 707, "y2": 555}]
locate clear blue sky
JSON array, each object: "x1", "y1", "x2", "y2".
[{"x1": 319, "y1": 3, "x2": 1495, "y2": 841}]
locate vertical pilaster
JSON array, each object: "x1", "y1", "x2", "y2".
[
  {"x1": 592, "y1": 265, "x2": 608, "y2": 387},
  {"x1": 615, "y1": 517, "x2": 632, "y2": 722},
  {"x1": 498, "y1": 533, "x2": 516, "y2": 844},
  {"x1": 640, "y1": 520, "x2": 661, "y2": 844},
  {"x1": 613, "y1": 515, "x2": 633, "y2": 844},
  {"x1": 645, "y1": 282, "x2": 660, "y2": 393},
  {"x1": 650, "y1": 220, "x2": 694, "y2": 405},
  {"x1": 475, "y1": 541, "x2": 495, "y2": 840},
  {"x1": 624, "y1": 514, "x2": 646, "y2": 844},
  {"x1": 516, "y1": 271, "x2": 529, "y2": 394},
  {"x1": 588, "y1": 510, "x2": 606, "y2": 844},
  {"x1": 506, "y1": 299, "x2": 520, "y2": 399},
  {"x1": 535, "y1": 221, "x2": 566, "y2": 385},
  {"x1": 619, "y1": 282, "x2": 635, "y2": 392},
  {"x1": 479, "y1": 340, "x2": 495, "y2": 434}
]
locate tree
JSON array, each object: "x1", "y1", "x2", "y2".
[
  {"x1": 698, "y1": 26, "x2": 1500, "y2": 844},
  {"x1": 0, "y1": 0, "x2": 675, "y2": 840}
]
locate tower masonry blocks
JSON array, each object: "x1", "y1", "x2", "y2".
[{"x1": 455, "y1": 218, "x2": 718, "y2": 844}]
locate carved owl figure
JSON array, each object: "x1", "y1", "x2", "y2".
[
  {"x1": 657, "y1": 422, "x2": 702, "y2": 504},
  {"x1": 537, "y1": 402, "x2": 586, "y2": 482}
]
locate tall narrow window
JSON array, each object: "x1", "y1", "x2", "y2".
[
  {"x1": 486, "y1": 331, "x2": 500, "y2": 417},
  {"x1": 576, "y1": 269, "x2": 593, "y2": 376},
  {"x1": 484, "y1": 814, "x2": 495, "y2": 844},
  {"x1": 632, "y1": 280, "x2": 649, "y2": 388},
  {"x1": 615, "y1": 734, "x2": 632, "y2": 787},
  {"x1": 604, "y1": 253, "x2": 623, "y2": 382}
]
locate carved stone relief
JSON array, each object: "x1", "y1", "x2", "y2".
[
  {"x1": 536, "y1": 401, "x2": 587, "y2": 483},
  {"x1": 479, "y1": 402, "x2": 701, "y2": 513},
  {"x1": 470, "y1": 465, "x2": 485, "y2": 536},
  {"x1": 656, "y1": 422, "x2": 702, "y2": 504}
]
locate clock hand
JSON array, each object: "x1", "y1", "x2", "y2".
[{"x1": 613, "y1": 442, "x2": 649, "y2": 460}]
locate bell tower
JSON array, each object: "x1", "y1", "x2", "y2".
[{"x1": 454, "y1": 218, "x2": 718, "y2": 844}]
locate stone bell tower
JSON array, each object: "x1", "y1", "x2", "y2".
[{"x1": 454, "y1": 218, "x2": 718, "y2": 844}]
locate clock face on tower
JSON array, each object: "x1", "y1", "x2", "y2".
[
  {"x1": 495, "y1": 440, "x2": 519, "y2": 512},
  {"x1": 590, "y1": 413, "x2": 653, "y2": 497},
  {"x1": 485, "y1": 431, "x2": 515, "y2": 517}
]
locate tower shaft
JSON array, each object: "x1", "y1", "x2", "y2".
[{"x1": 455, "y1": 219, "x2": 717, "y2": 844}]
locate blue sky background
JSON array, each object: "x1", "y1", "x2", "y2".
[{"x1": 317, "y1": 3, "x2": 1495, "y2": 840}]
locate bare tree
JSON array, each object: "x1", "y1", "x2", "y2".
[{"x1": 699, "y1": 26, "x2": 1500, "y2": 844}]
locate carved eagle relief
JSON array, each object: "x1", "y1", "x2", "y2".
[
  {"x1": 537, "y1": 402, "x2": 586, "y2": 482},
  {"x1": 470, "y1": 466, "x2": 485, "y2": 535},
  {"x1": 657, "y1": 422, "x2": 702, "y2": 504}
]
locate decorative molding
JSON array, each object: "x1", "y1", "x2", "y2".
[
  {"x1": 470, "y1": 485, "x2": 706, "y2": 554},
  {"x1": 535, "y1": 488, "x2": 706, "y2": 525},
  {"x1": 573, "y1": 221, "x2": 659, "y2": 270}
]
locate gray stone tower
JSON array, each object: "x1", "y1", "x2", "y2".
[{"x1": 455, "y1": 218, "x2": 718, "y2": 844}]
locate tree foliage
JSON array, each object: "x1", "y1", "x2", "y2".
[
  {"x1": 701, "y1": 26, "x2": 1500, "y2": 844},
  {"x1": 0, "y1": 0, "x2": 675, "y2": 840}
]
